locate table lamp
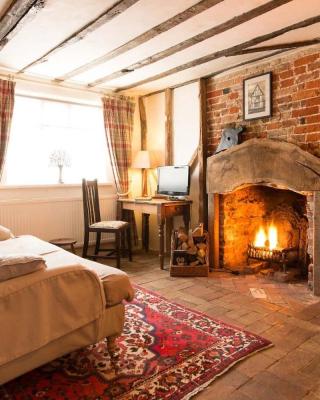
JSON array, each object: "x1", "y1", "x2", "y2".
[{"x1": 131, "y1": 150, "x2": 157, "y2": 197}]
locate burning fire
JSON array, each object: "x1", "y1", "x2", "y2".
[{"x1": 254, "y1": 224, "x2": 278, "y2": 250}]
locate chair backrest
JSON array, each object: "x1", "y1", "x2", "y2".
[{"x1": 82, "y1": 179, "x2": 101, "y2": 227}]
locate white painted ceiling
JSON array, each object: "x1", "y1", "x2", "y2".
[{"x1": 0, "y1": 0, "x2": 319, "y2": 95}]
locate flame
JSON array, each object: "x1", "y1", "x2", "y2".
[
  {"x1": 255, "y1": 227, "x2": 267, "y2": 247},
  {"x1": 268, "y1": 225, "x2": 278, "y2": 250},
  {"x1": 254, "y1": 224, "x2": 278, "y2": 250}
]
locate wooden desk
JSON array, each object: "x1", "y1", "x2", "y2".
[{"x1": 117, "y1": 198, "x2": 192, "y2": 269}]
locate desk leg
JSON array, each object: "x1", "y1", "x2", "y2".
[
  {"x1": 183, "y1": 205, "x2": 191, "y2": 231},
  {"x1": 142, "y1": 213, "x2": 150, "y2": 252},
  {"x1": 165, "y1": 218, "x2": 173, "y2": 255},
  {"x1": 158, "y1": 219, "x2": 165, "y2": 269}
]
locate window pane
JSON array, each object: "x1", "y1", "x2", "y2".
[{"x1": 3, "y1": 96, "x2": 111, "y2": 185}]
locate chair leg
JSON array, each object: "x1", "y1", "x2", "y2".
[
  {"x1": 82, "y1": 230, "x2": 89, "y2": 258},
  {"x1": 115, "y1": 231, "x2": 121, "y2": 269},
  {"x1": 127, "y1": 226, "x2": 132, "y2": 261},
  {"x1": 95, "y1": 232, "x2": 101, "y2": 255}
]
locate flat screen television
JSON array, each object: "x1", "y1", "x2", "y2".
[{"x1": 157, "y1": 165, "x2": 190, "y2": 197}]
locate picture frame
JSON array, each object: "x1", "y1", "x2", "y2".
[{"x1": 243, "y1": 72, "x2": 272, "y2": 120}]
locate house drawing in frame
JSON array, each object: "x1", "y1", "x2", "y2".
[{"x1": 243, "y1": 72, "x2": 272, "y2": 120}]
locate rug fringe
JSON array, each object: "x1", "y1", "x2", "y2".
[{"x1": 181, "y1": 342, "x2": 274, "y2": 400}]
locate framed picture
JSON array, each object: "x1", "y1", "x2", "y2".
[{"x1": 243, "y1": 72, "x2": 272, "y2": 120}]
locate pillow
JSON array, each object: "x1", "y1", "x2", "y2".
[
  {"x1": 0, "y1": 225, "x2": 14, "y2": 241},
  {"x1": 0, "y1": 254, "x2": 46, "y2": 282}
]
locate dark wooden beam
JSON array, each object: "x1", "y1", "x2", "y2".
[
  {"x1": 198, "y1": 78, "x2": 208, "y2": 229},
  {"x1": 165, "y1": 88, "x2": 173, "y2": 166},
  {"x1": 88, "y1": 0, "x2": 293, "y2": 87},
  {"x1": 138, "y1": 97, "x2": 147, "y2": 151},
  {"x1": 0, "y1": 0, "x2": 45, "y2": 50},
  {"x1": 115, "y1": 15, "x2": 320, "y2": 91},
  {"x1": 213, "y1": 194, "x2": 220, "y2": 269},
  {"x1": 55, "y1": 0, "x2": 224, "y2": 82},
  {"x1": 19, "y1": 0, "x2": 139, "y2": 73},
  {"x1": 189, "y1": 149, "x2": 198, "y2": 173},
  {"x1": 229, "y1": 39, "x2": 320, "y2": 56}
]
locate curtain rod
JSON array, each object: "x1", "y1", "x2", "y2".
[{"x1": 16, "y1": 93, "x2": 102, "y2": 109}]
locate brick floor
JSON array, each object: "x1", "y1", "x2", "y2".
[{"x1": 102, "y1": 250, "x2": 320, "y2": 400}]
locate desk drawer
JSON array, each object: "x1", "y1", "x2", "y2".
[{"x1": 164, "y1": 205, "x2": 186, "y2": 218}]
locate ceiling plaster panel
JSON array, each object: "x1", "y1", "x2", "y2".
[
  {"x1": 27, "y1": 0, "x2": 200, "y2": 77},
  {"x1": 71, "y1": 0, "x2": 270, "y2": 83},
  {"x1": 0, "y1": 0, "x2": 118, "y2": 70}
]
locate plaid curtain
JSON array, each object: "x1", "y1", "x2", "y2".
[
  {"x1": 102, "y1": 95, "x2": 138, "y2": 244},
  {"x1": 0, "y1": 79, "x2": 15, "y2": 180},
  {"x1": 102, "y1": 96, "x2": 135, "y2": 195}
]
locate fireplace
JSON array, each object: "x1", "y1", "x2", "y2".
[
  {"x1": 207, "y1": 139, "x2": 320, "y2": 295},
  {"x1": 220, "y1": 185, "x2": 308, "y2": 277}
]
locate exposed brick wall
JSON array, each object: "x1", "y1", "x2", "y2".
[
  {"x1": 206, "y1": 46, "x2": 320, "y2": 156},
  {"x1": 206, "y1": 47, "x2": 320, "y2": 277}
]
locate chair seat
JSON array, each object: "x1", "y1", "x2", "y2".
[{"x1": 90, "y1": 221, "x2": 128, "y2": 230}]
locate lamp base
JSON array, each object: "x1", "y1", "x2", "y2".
[{"x1": 142, "y1": 168, "x2": 148, "y2": 197}]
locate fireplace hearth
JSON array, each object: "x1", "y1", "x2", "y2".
[{"x1": 207, "y1": 138, "x2": 320, "y2": 295}]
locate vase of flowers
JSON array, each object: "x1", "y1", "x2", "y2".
[{"x1": 49, "y1": 149, "x2": 71, "y2": 184}]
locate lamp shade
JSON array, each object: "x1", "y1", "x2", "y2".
[{"x1": 131, "y1": 150, "x2": 157, "y2": 169}]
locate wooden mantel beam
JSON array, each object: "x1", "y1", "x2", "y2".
[
  {"x1": 0, "y1": 0, "x2": 45, "y2": 50},
  {"x1": 19, "y1": 0, "x2": 139, "y2": 73},
  {"x1": 115, "y1": 15, "x2": 320, "y2": 92},
  {"x1": 54, "y1": 0, "x2": 224, "y2": 82},
  {"x1": 88, "y1": 0, "x2": 293, "y2": 87}
]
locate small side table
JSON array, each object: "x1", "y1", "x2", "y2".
[{"x1": 49, "y1": 238, "x2": 77, "y2": 254}]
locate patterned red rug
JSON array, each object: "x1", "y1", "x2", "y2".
[{"x1": 2, "y1": 286, "x2": 272, "y2": 400}]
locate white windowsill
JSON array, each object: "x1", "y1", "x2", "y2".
[{"x1": 0, "y1": 182, "x2": 114, "y2": 190}]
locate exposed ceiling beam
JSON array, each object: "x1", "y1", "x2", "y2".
[
  {"x1": 18, "y1": 0, "x2": 139, "y2": 73},
  {"x1": 55, "y1": 0, "x2": 224, "y2": 82},
  {"x1": 140, "y1": 50, "x2": 286, "y2": 98},
  {"x1": 0, "y1": 0, "x2": 45, "y2": 50},
  {"x1": 227, "y1": 38, "x2": 320, "y2": 56},
  {"x1": 203, "y1": 50, "x2": 288, "y2": 80},
  {"x1": 115, "y1": 15, "x2": 320, "y2": 92},
  {"x1": 88, "y1": 0, "x2": 293, "y2": 87}
]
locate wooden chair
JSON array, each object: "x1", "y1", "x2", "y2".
[{"x1": 82, "y1": 179, "x2": 132, "y2": 268}]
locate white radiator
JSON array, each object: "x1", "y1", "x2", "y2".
[{"x1": 0, "y1": 193, "x2": 117, "y2": 246}]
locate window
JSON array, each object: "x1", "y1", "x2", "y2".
[{"x1": 3, "y1": 95, "x2": 111, "y2": 185}]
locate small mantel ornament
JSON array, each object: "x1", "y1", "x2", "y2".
[{"x1": 215, "y1": 126, "x2": 244, "y2": 154}]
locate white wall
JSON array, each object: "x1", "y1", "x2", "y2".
[
  {"x1": 136, "y1": 83, "x2": 201, "y2": 251},
  {"x1": 173, "y1": 82, "x2": 200, "y2": 228},
  {"x1": 143, "y1": 93, "x2": 166, "y2": 250}
]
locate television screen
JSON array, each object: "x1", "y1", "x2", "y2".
[{"x1": 157, "y1": 165, "x2": 190, "y2": 196}]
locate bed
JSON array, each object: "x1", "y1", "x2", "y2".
[{"x1": 0, "y1": 235, "x2": 134, "y2": 384}]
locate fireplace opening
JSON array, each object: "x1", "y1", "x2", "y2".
[{"x1": 220, "y1": 185, "x2": 309, "y2": 280}]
